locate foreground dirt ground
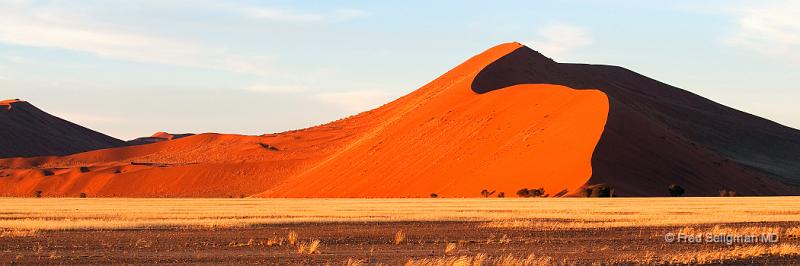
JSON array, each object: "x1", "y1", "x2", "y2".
[
  {"x1": 2, "y1": 221, "x2": 800, "y2": 264},
  {"x1": 1, "y1": 197, "x2": 800, "y2": 264}
]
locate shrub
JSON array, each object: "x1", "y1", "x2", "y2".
[
  {"x1": 582, "y1": 188, "x2": 593, "y2": 197},
  {"x1": 79, "y1": 166, "x2": 90, "y2": 173},
  {"x1": 497, "y1": 192, "x2": 505, "y2": 198},
  {"x1": 41, "y1": 169, "x2": 54, "y2": 176},
  {"x1": 394, "y1": 230, "x2": 405, "y2": 245},
  {"x1": 516, "y1": 188, "x2": 530, "y2": 198},
  {"x1": 258, "y1": 143, "x2": 279, "y2": 151},
  {"x1": 584, "y1": 184, "x2": 615, "y2": 197},
  {"x1": 529, "y1": 188, "x2": 546, "y2": 197},
  {"x1": 34, "y1": 190, "x2": 42, "y2": 198},
  {"x1": 719, "y1": 189, "x2": 737, "y2": 197},
  {"x1": 79, "y1": 192, "x2": 87, "y2": 198},
  {"x1": 668, "y1": 184, "x2": 685, "y2": 197},
  {"x1": 593, "y1": 186, "x2": 612, "y2": 197},
  {"x1": 480, "y1": 189, "x2": 495, "y2": 198},
  {"x1": 430, "y1": 193, "x2": 438, "y2": 198},
  {"x1": 287, "y1": 231, "x2": 298, "y2": 245}
]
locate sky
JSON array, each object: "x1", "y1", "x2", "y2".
[{"x1": 1, "y1": 0, "x2": 799, "y2": 140}]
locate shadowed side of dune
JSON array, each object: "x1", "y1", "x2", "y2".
[
  {"x1": 0, "y1": 100, "x2": 126, "y2": 158},
  {"x1": 471, "y1": 46, "x2": 800, "y2": 196}
]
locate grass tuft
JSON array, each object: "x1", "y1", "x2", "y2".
[{"x1": 395, "y1": 230, "x2": 406, "y2": 245}]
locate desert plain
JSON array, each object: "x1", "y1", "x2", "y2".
[{"x1": 1, "y1": 197, "x2": 800, "y2": 265}]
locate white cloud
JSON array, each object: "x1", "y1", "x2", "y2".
[
  {"x1": 314, "y1": 90, "x2": 394, "y2": 112},
  {"x1": 233, "y1": 6, "x2": 368, "y2": 22},
  {"x1": 0, "y1": 2, "x2": 368, "y2": 75},
  {"x1": 725, "y1": 1, "x2": 800, "y2": 63},
  {"x1": 238, "y1": 7, "x2": 326, "y2": 22},
  {"x1": 523, "y1": 23, "x2": 592, "y2": 59},
  {"x1": 0, "y1": 2, "x2": 274, "y2": 76},
  {"x1": 242, "y1": 84, "x2": 307, "y2": 94}
]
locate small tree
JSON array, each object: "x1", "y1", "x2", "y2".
[
  {"x1": 582, "y1": 188, "x2": 593, "y2": 197},
  {"x1": 34, "y1": 190, "x2": 42, "y2": 198},
  {"x1": 585, "y1": 184, "x2": 614, "y2": 197},
  {"x1": 668, "y1": 184, "x2": 685, "y2": 197},
  {"x1": 480, "y1": 189, "x2": 496, "y2": 198},
  {"x1": 720, "y1": 189, "x2": 737, "y2": 197},
  {"x1": 529, "y1": 188, "x2": 546, "y2": 197}
]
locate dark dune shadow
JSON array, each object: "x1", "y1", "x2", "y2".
[{"x1": 470, "y1": 46, "x2": 800, "y2": 196}]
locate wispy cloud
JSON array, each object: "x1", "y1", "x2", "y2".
[
  {"x1": 314, "y1": 90, "x2": 394, "y2": 112},
  {"x1": 0, "y1": 1, "x2": 274, "y2": 75},
  {"x1": 232, "y1": 6, "x2": 369, "y2": 22},
  {"x1": 242, "y1": 84, "x2": 308, "y2": 94},
  {"x1": 0, "y1": 2, "x2": 368, "y2": 75},
  {"x1": 523, "y1": 23, "x2": 592, "y2": 59},
  {"x1": 725, "y1": 1, "x2": 800, "y2": 63}
]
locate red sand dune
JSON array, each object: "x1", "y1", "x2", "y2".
[
  {"x1": 0, "y1": 99, "x2": 126, "y2": 159},
  {"x1": 1, "y1": 42, "x2": 798, "y2": 197},
  {"x1": 127, "y1": 132, "x2": 195, "y2": 146}
]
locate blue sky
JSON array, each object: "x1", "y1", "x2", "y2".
[{"x1": 1, "y1": 0, "x2": 798, "y2": 139}]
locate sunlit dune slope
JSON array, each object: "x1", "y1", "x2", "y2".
[
  {"x1": 261, "y1": 84, "x2": 608, "y2": 197},
  {"x1": 0, "y1": 43, "x2": 609, "y2": 197}
]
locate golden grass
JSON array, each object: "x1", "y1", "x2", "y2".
[
  {"x1": 0, "y1": 197, "x2": 799, "y2": 230},
  {"x1": 405, "y1": 253, "x2": 551, "y2": 266},
  {"x1": 296, "y1": 239, "x2": 321, "y2": 254},
  {"x1": 346, "y1": 258, "x2": 367, "y2": 266},
  {"x1": 673, "y1": 225, "x2": 783, "y2": 237},
  {"x1": 444, "y1": 242, "x2": 457, "y2": 254},
  {"x1": 666, "y1": 244, "x2": 800, "y2": 264},
  {"x1": 0, "y1": 229, "x2": 37, "y2": 237},
  {"x1": 308, "y1": 239, "x2": 320, "y2": 254},
  {"x1": 265, "y1": 236, "x2": 283, "y2": 246},
  {"x1": 288, "y1": 231, "x2": 298, "y2": 246},
  {"x1": 786, "y1": 226, "x2": 800, "y2": 238},
  {"x1": 395, "y1": 230, "x2": 406, "y2": 245}
]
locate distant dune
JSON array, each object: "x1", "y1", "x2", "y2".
[
  {"x1": 0, "y1": 99, "x2": 126, "y2": 159},
  {"x1": 127, "y1": 132, "x2": 195, "y2": 146},
  {"x1": 1, "y1": 42, "x2": 798, "y2": 197}
]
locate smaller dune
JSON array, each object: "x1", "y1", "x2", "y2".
[{"x1": 127, "y1": 132, "x2": 195, "y2": 146}]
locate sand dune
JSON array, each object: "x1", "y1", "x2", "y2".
[
  {"x1": 472, "y1": 45, "x2": 800, "y2": 196},
  {"x1": 0, "y1": 99, "x2": 125, "y2": 159},
  {"x1": 127, "y1": 132, "x2": 195, "y2": 146},
  {"x1": 1, "y1": 42, "x2": 798, "y2": 197}
]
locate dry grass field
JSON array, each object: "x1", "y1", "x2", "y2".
[{"x1": 2, "y1": 197, "x2": 800, "y2": 264}]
